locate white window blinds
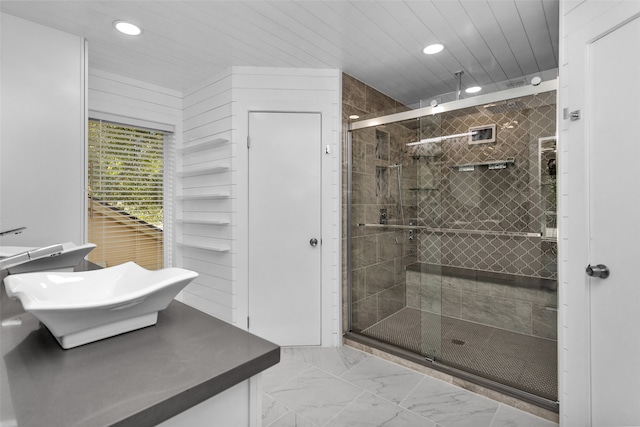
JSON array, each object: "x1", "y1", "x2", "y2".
[{"x1": 88, "y1": 119, "x2": 169, "y2": 270}]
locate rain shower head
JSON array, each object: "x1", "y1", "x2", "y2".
[{"x1": 483, "y1": 100, "x2": 525, "y2": 115}]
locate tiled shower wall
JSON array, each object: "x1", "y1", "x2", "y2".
[
  {"x1": 342, "y1": 74, "x2": 414, "y2": 332},
  {"x1": 412, "y1": 92, "x2": 558, "y2": 278}
]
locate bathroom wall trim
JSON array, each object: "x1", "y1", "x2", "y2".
[{"x1": 88, "y1": 110, "x2": 175, "y2": 133}]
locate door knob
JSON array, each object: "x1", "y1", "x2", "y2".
[
  {"x1": 309, "y1": 238, "x2": 318, "y2": 247},
  {"x1": 586, "y1": 264, "x2": 610, "y2": 279}
]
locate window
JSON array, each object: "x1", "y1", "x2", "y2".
[{"x1": 87, "y1": 119, "x2": 171, "y2": 270}]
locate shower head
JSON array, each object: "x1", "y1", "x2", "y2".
[
  {"x1": 483, "y1": 100, "x2": 525, "y2": 115},
  {"x1": 387, "y1": 163, "x2": 402, "y2": 169}
]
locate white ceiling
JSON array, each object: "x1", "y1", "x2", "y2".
[{"x1": 0, "y1": 1, "x2": 559, "y2": 106}]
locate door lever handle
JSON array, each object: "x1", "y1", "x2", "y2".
[{"x1": 586, "y1": 264, "x2": 610, "y2": 279}]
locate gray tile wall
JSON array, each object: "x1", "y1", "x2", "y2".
[
  {"x1": 406, "y1": 270, "x2": 557, "y2": 340},
  {"x1": 343, "y1": 74, "x2": 416, "y2": 332},
  {"x1": 413, "y1": 92, "x2": 558, "y2": 279}
]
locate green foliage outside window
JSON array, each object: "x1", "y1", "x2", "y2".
[{"x1": 88, "y1": 120, "x2": 164, "y2": 229}]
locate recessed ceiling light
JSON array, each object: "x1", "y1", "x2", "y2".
[
  {"x1": 423, "y1": 43, "x2": 444, "y2": 55},
  {"x1": 349, "y1": 115, "x2": 360, "y2": 120},
  {"x1": 114, "y1": 21, "x2": 142, "y2": 36},
  {"x1": 465, "y1": 86, "x2": 482, "y2": 94}
]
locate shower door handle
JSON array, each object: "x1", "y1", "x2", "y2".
[
  {"x1": 309, "y1": 238, "x2": 318, "y2": 247},
  {"x1": 586, "y1": 264, "x2": 610, "y2": 279}
]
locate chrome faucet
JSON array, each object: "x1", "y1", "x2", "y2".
[
  {"x1": 0, "y1": 227, "x2": 26, "y2": 236},
  {"x1": 0, "y1": 243, "x2": 64, "y2": 271}
]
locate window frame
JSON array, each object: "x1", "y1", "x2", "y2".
[{"x1": 87, "y1": 114, "x2": 175, "y2": 269}]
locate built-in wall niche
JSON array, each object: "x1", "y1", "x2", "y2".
[
  {"x1": 539, "y1": 136, "x2": 557, "y2": 241},
  {"x1": 376, "y1": 166, "x2": 389, "y2": 197},
  {"x1": 375, "y1": 128, "x2": 390, "y2": 161}
]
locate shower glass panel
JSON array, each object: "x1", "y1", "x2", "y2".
[
  {"x1": 348, "y1": 87, "x2": 558, "y2": 407},
  {"x1": 349, "y1": 114, "x2": 444, "y2": 362}
]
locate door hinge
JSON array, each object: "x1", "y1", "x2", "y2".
[
  {"x1": 247, "y1": 316, "x2": 250, "y2": 329},
  {"x1": 247, "y1": 136, "x2": 251, "y2": 148}
]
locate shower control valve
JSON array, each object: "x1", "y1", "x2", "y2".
[{"x1": 379, "y1": 209, "x2": 387, "y2": 225}]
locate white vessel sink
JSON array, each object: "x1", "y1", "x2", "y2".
[
  {"x1": 3, "y1": 262, "x2": 198, "y2": 349},
  {"x1": 0, "y1": 242, "x2": 97, "y2": 274}
]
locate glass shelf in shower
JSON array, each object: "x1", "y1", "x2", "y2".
[
  {"x1": 408, "y1": 187, "x2": 440, "y2": 192},
  {"x1": 449, "y1": 158, "x2": 515, "y2": 171}
]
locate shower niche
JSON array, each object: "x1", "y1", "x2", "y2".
[
  {"x1": 540, "y1": 136, "x2": 557, "y2": 241},
  {"x1": 347, "y1": 84, "x2": 559, "y2": 411},
  {"x1": 375, "y1": 128, "x2": 390, "y2": 161}
]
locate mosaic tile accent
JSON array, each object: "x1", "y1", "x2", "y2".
[{"x1": 407, "y1": 92, "x2": 558, "y2": 279}]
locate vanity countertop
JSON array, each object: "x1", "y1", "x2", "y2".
[{"x1": 0, "y1": 263, "x2": 280, "y2": 426}]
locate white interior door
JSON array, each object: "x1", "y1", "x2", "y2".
[
  {"x1": 248, "y1": 112, "x2": 322, "y2": 346},
  {"x1": 564, "y1": 3, "x2": 640, "y2": 424},
  {"x1": 588, "y1": 14, "x2": 640, "y2": 425}
]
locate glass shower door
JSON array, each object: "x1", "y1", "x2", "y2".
[
  {"x1": 348, "y1": 115, "x2": 444, "y2": 362},
  {"x1": 348, "y1": 87, "x2": 559, "y2": 408},
  {"x1": 411, "y1": 114, "x2": 445, "y2": 361},
  {"x1": 348, "y1": 124, "x2": 416, "y2": 349}
]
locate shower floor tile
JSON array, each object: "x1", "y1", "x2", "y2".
[{"x1": 361, "y1": 307, "x2": 558, "y2": 401}]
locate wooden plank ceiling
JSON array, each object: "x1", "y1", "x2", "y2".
[{"x1": 0, "y1": 1, "x2": 559, "y2": 106}]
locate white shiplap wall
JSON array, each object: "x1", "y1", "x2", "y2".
[
  {"x1": 178, "y1": 70, "x2": 236, "y2": 323},
  {"x1": 178, "y1": 67, "x2": 342, "y2": 345},
  {"x1": 89, "y1": 68, "x2": 183, "y2": 132},
  {"x1": 233, "y1": 67, "x2": 342, "y2": 346}
]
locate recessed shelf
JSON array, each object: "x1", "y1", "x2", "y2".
[
  {"x1": 450, "y1": 158, "x2": 515, "y2": 171},
  {"x1": 179, "y1": 138, "x2": 229, "y2": 154},
  {"x1": 177, "y1": 242, "x2": 230, "y2": 252},
  {"x1": 177, "y1": 219, "x2": 230, "y2": 225},
  {"x1": 178, "y1": 192, "x2": 230, "y2": 200},
  {"x1": 178, "y1": 164, "x2": 230, "y2": 177}
]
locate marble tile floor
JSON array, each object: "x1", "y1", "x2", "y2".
[{"x1": 262, "y1": 346, "x2": 558, "y2": 427}]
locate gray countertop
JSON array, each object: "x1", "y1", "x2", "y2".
[{"x1": 0, "y1": 263, "x2": 280, "y2": 427}]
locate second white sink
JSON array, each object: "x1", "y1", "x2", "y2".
[{"x1": 0, "y1": 242, "x2": 96, "y2": 274}]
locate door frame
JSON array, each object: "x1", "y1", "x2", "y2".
[{"x1": 559, "y1": 2, "x2": 640, "y2": 424}]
